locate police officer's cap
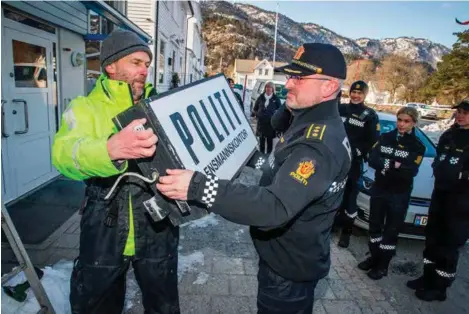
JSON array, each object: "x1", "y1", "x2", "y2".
[
  {"x1": 274, "y1": 43, "x2": 346, "y2": 79},
  {"x1": 350, "y1": 80, "x2": 369, "y2": 94},
  {"x1": 453, "y1": 99, "x2": 469, "y2": 110}
]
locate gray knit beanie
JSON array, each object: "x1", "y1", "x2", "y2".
[{"x1": 100, "y1": 29, "x2": 153, "y2": 68}]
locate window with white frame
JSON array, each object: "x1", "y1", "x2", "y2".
[
  {"x1": 258, "y1": 69, "x2": 262, "y2": 75},
  {"x1": 158, "y1": 40, "x2": 166, "y2": 84},
  {"x1": 265, "y1": 69, "x2": 269, "y2": 76},
  {"x1": 86, "y1": 10, "x2": 116, "y2": 94}
]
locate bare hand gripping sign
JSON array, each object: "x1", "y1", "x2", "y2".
[{"x1": 113, "y1": 74, "x2": 257, "y2": 226}]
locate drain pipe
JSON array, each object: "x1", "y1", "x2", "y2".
[
  {"x1": 153, "y1": 0, "x2": 160, "y2": 87},
  {"x1": 184, "y1": 1, "x2": 195, "y2": 85}
]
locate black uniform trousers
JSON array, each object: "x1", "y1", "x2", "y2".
[
  {"x1": 338, "y1": 158, "x2": 362, "y2": 232},
  {"x1": 368, "y1": 186, "x2": 411, "y2": 267},
  {"x1": 423, "y1": 188, "x2": 469, "y2": 288},
  {"x1": 259, "y1": 135, "x2": 274, "y2": 154},
  {"x1": 70, "y1": 195, "x2": 180, "y2": 314},
  {"x1": 257, "y1": 260, "x2": 318, "y2": 314}
]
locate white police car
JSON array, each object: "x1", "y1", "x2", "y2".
[{"x1": 354, "y1": 112, "x2": 437, "y2": 240}]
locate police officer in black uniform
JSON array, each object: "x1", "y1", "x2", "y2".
[
  {"x1": 337, "y1": 81, "x2": 380, "y2": 248},
  {"x1": 407, "y1": 99, "x2": 469, "y2": 301},
  {"x1": 156, "y1": 43, "x2": 351, "y2": 313},
  {"x1": 358, "y1": 107, "x2": 425, "y2": 280}
]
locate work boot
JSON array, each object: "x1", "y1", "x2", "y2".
[
  {"x1": 415, "y1": 288, "x2": 447, "y2": 302},
  {"x1": 338, "y1": 227, "x2": 351, "y2": 248},
  {"x1": 367, "y1": 267, "x2": 388, "y2": 280},
  {"x1": 338, "y1": 232, "x2": 350, "y2": 248},
  {"x1": 358, "y1": 257, "x2": 377, "y2": 271},
  {"x1": 407, "y1": 275, "x2": 426, "y2": 290},
  {"x1": 407, "y1": 263, "x2": 436, "y2": 290}
]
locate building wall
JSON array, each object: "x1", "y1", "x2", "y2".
[
  {"x1": 185, "y1": 1, "x2": 205, "y2": 84},
  {"x1": 4, "y1": 1, "x2": 87, "y2": 34},
  {"x1": 126, "y1": 0, "x2": 157, "y2": 85},
  {"x1": 156, "y1": 1, "x2": 187, "y2": 92},
  {"x1": 59, "y1": 28, "x2": 86, "y2": 112}
]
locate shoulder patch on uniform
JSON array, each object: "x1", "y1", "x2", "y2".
[
  {"x1": 305, "y1": 124, "x2": 327, "y2": 141},
  {"x1": 376, "y1": 123, "x2": 380, "y2": 131},
  {"x1": 289, "y1": 159, "x2": 316, "y2": 186}
]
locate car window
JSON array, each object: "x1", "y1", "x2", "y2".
[
  {"x1": 275, "y1": 84, "x2": 287, "y2": 100},
  {"x1": 379, "y1": 119, "x2": 436, "y2": 157}
]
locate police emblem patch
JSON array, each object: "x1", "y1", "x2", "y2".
[
  {"x1": 415, "y1": 155, "x2": 423, "y2": 165},
  {"x1": 289, "y1": 160, "x2": 315, "y2": 185}
]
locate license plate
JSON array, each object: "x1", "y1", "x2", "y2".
[{"x1": 414, "y1": 215, "x2": 428, "y2": 226}]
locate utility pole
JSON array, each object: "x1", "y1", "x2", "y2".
[{"x1": 272, "y1": 2, "x2": 279, "y2": 66}]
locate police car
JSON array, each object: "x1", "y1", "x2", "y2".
[{"x1": 355, "y1": 112, "x2": 437, "y2": 240}]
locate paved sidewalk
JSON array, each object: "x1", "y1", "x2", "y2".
[{"x1": 126, "y1": 217, "x2": 399, "y2": 314}]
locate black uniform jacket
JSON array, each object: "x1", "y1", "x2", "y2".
[
  {"x1": 339, "y1": 102, "x2": 380, "y2": 160},
  {"x1": 368, "y1": 128, "x2": 426, "y2": 193},
  {"x1": 432, "y1": 125, "x2": 469, "y2": 192},
  {"x1": 189, "y1": 98, "x2": 351, "y2": 282}
]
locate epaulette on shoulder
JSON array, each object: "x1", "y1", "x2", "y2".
[{"x1": 305, "y1": 123, "x2": 327, "y2": 141}]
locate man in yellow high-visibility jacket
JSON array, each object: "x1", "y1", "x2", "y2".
[{"x1": 52, "y1": 29, "x2": 179, "y2": 314}]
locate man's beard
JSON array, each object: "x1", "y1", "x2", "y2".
[{"x1": 131, "y1": 80, "x2": 145, "y2": 101}]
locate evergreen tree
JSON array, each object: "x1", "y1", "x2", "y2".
[{"x1": 419, "y1": 30, "x2": 469, "y2": 104}]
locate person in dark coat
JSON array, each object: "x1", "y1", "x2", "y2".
[
  {"x1": 252, "y1": 81, "x2": 282, "y2": 154},
  {"x1": 358, "y1": 107, "x2": 425, "y2": 280},
  {"x1": 227, "y1": 77, "x2": 244, "y2": 110},
  {"x1": 407, "y1": 99, "x2": 469, "y2": 302}
]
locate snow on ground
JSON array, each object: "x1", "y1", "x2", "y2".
[
  {"x1": 2, "y1": 212, "x2": 215, "y2": 314},
  {"x1": 192, "y1": 272, "x2": 209, "y2": 285},
  {"x1": 181, "y1": 212, "x2": 219, "y2": 229},
  {"x1": 421, "y1": 117, "x2": 454, "y2": 144},
  {"x1": 177, "y1": 251, "x2": 205, "y2": 283}
]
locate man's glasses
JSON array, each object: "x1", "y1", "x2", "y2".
[{"x1": 286, "y1": 75, "x2": 330, "y2": 83}]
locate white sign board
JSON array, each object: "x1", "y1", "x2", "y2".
[{"x1": 148, "y1": 74, "x2": 258, "y2": 180}]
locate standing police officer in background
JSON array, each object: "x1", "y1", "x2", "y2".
[
  {"x1": 337, "y1": 81, "x2": 380, "y2": 248},
  {"x1": 358, "y1": 107, "x2": 425, "y2": 280},
  {"x1": 407, "y1": 99, "x2": 469, "y2": 301},
  {"x1": 156, "y1": 43, "x2": 351, "y2": 313}
]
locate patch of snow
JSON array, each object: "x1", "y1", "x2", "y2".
[
  {"x1": 192, "y1": 272, "x2": 209, "y2": 285},
  {"x1": 123, "y1": 270, "x2": 140, "y2": 312},
  {"x1": 1, "y1": 260, "x2": 140, "y2": 314},
  {"x1": 178, "y1": 252, "x2": 205, "y2": 282},
  {"x1": 421, "y1": 118, "x2": 454, "y2": 144},
  {"x1": 181, "y1": 213, "x2": 219, "y2": 229}
]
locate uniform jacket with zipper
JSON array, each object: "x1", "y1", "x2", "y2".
[
  {"x1": 339, "y1": 102, "x2": 380, "y2": 161},
  {"x1": 432, "y1": 125, "x2": 469, "y2": 193},
  {"x1": 368, "y1": 128, "x2": 426, "y2": 193},
  {"x1": 188, "y1": 99, "x2": 351, "y2": 282}
]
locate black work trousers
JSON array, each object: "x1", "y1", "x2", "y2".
[
  {"x1": 70, "y1": 197, "x2": 180, "y2": 314},
  {"x1": 422, "y1": 188, "x2": 469, "y2": 288},
  {"x1": 368, "y1": 187, "x2": 411, "y2": 267},
  {"x1": 257, "y1": 260, "x2": 318, "y2": 314}
]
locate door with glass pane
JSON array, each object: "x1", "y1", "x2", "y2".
[{"x1": 1, "y1": 27, "x2": 57, "y2": 202}]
